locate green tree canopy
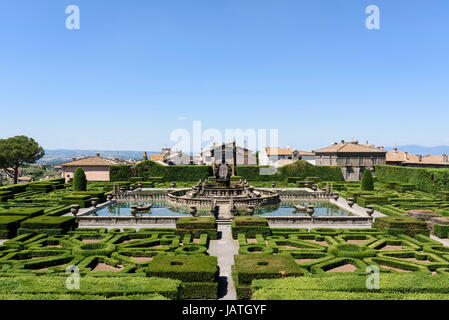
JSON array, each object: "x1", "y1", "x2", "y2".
[
  {"x1": 0, "y1": 136, "x2": 45, "y2": 184},
  {"x1": 73, "y1": 167, "x2": 87, "y2": 191},
  {"x1": 361, "y1": 169, "x2": 374, "y2": 191}
]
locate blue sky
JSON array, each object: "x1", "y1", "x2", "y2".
[{"x1": 0, "y1": 0, "x2": 448, "y2": 152}]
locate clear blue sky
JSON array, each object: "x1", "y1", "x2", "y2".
[{"x1": 1, "y1": 0, "x2": 448, "y2": 152}]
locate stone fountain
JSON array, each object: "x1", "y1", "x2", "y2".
[{"x1": 167, "y1": 164, "x2": 280, "y2": 219}]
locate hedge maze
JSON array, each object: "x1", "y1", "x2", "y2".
[
  {"x1": 232, "y1": 217, "x2": 449, "y2": 300},
  {"x1": 0, "y1": 223, "x2": 219, "y2": 300}
]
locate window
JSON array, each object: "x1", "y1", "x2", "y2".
[
  {"x1": 346, "y1": 157, "x2": 350, "y2": 166},
  {"x1": 359, "y1": 157, "x2": 363, "y2": 166}
]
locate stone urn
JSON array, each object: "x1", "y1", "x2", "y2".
[
  {"x1": 306, "y1": 205, "x2": 315, "y2": 217},
  {"x1": 138, "y1": 182, "x2": 143, "y2": 188},
  {"x1": 248, "y1": 206, "x2": 255, "y2": 216},
  {"x1": 366, "y1": 205, "x2": 375, "y2": 216},
  {"x1": 312, "y1": 184, "x2": 318, "y2": 191},
  {"x1": 230, "y1": 206, "x2": 237, "y2": 215},
  {"x1": 304, "y1": 182, "x2": 309, "y2": 188},
  {"x1": 129, "y1": 184, "x2": 135, "y2": 191},
  {"x1": 91, "y1": 198, "x2": 99, "y2": 208},
  {"x1": 347, "y1": 198, "x2": 355, "y2": 207},
  {"x1": 171, "y1": 182, "x2": 176, "y2": 188},
  {"x1": 107, "y1": 194, "x2": 113, "y2": 201},
  {"x1": 271, "y1": 182, "x2": 276, "y2": 188},
  {"x1": 189, "y1": 206, "x2": 197, "y2": 216},
  {"x1": 332, "y1": 193, "x2": 339, "y2": 201},
  {"x1": 130, "y1": 205, "x2": 138, "y2": 216},
  {"x1": 120, "y1": 187, "x2": 126, "y2": 193},
  {"x1": 70, "y1": 204, "x2": 80, "y2": 216}
]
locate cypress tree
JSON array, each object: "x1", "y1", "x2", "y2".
[
  {"x1": 361, "y1": 169, "x2": 374, "y2": 191},
  {"x1": 73, "y1": 167, "x2": 87, "y2": 191}
]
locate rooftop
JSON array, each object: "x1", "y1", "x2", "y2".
[
  {"x1": 314, "y1": 140, "x2": 386, "y2": 154},
  {"x1": 60, "y1": 154, "x2": 119, "y2": 167}
]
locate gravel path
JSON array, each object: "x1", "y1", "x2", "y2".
[{"x1": 207, "y1": 225, "x2": 238, "y2": 300}]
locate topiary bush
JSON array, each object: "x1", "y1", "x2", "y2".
[
  {"x1": 361, "y1": 169, "x2": 374, "y2": 191},
  {"x1": 73, "y1": 167, "x2": 87, "y2": 192}
]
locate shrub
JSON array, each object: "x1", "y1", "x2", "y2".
[
  {"x1": 175, "y1": 217, "x2": 217, "y2": 239},
  {"x1": 73, "y1": 168, "x2": 87, "y2": 192},
  {"x1": 19, "y1": 216, "x2": 77, "y2": 235},
  {"x1": 327, "y1": 243, "x2": 376, "y2": 259},
  {"x1": 375, "y1": 165, "x2": 449, "y2": 193},
  {"x1": 0, "y1": 276, "x2": 180, "y2": 299},
  {"x1": 0, "y1": 216, "x2": 27, "y2": 239},
  {"x1": 231, "y1": 217, "x2": 270, "y2": 239},
  {"x1": 0, "y1": 208, "x2": 44, "y2": 218},
  {"x1": 72, "y1": 243, "x2": 116, "y2": 257},
  {"x1": 236, "y1": 160, "x2": 342, "y2": 182},
  {"x1": 373, "y1": 216, "x2": 429, "y2": 236},
  {"x1": 145, "y1": 255, "x2": 218, "y2": 283},
  {"x1": 109, "y1": 165, "x2": 133, "y2": 182},
  {"x1": 251, "y1": 273, "x2": 449, "y2": 300},
  {"x1": 233, "y1": 254, "x2": 305, "y2": 286},
  {"x1": 434, "y1": 224, "x2": 449, "y2": 238},
  {"x1": 361, "y1": 169, "x2": 374, "y2": 191}
]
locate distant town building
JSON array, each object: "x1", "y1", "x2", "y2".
[
  {"x1": 386, "y1": 148, "x2": 449, "y2": 168},
  {"x1": 258, "y1": 147, "x2": 315, "y2": 166},
  {"x1": 386, "y1": 148, "x2": 420, "y2": 166},
  {"x1": 196, "y1": 142, "x2": 256, "y2": 166},
  {"x1": 149, "y1": 147, "x2": 192, "y2": 165},
  {"x1": 314, "y1": 140, "x2": 387, "y2": 181},
  {"x1": 60, "y1": 153, "x2": 119, "y2": 182},
  {"x1": 17, "y1": 176, "x2": 34, "y2": 183}
]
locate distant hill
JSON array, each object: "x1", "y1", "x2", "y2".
[
  {"x1": 37, "y1": 149, "x2": 160, "y2": 165},
  {"x1": 385, "y1": 145, "x2": 449, "y2": 156}
]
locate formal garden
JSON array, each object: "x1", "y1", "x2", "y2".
[{"x1": 2, "y1": 160, "x2": 449, "y2": 300}]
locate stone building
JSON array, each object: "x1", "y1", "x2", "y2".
[
  {"x1": 150, "y1": 147, "x2": 192, "y2": 165},
  {"x1": 195, "y1": 142, "x2": 257, "y2": 166},
  {"x1": 386, "y1": 148, "x2": 449, "y2": 168},
  {"x1": 314, "y1": 140, "x2": 387, "y2": 181}
]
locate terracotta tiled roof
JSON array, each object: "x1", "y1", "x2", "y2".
[
  {"x1": 150, "y1": 154, "x2": 164, "y2": 161},
  {"x1": 265, "y1": 147, "x2": 315, "y2": 156},
  {"x1": 404, "y1": 155, "x2": 449, "y2": 166},
  {"x1": 386, "y1": 151, "x2": 420, "y2": 163},
  {"x1": 265, "y1": 147, "x2": 294, "y2": 156},
  {"x1": 61, "y1": 156, "x2": 118, "y2": 167},
  {"x1": 314, "y1": 143, "x2": 386, "y2": 154}
]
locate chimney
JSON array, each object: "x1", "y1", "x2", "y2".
[
  {"x1": 333, "y1": 142, "x2": 337, "y2": 145},
  {"x1": 366, "y1": 141, "x2": 369, "y2": 145},
  {"x1": 404, "y1": 152, "x2": 408, "y2": 161},
  {"x1": 380, "y1": 146, "x2": 384, "y2": 150},
  {"x1": 341, "y1": 140, "x2": 345, "y2": 144},
  {"x1": 443, "y1": 154, "x2": 448, "y2": 163},
  {"x1": 418, "y1": 155, "x2": 423, "y2": 162},
  {"x1": 114, "y1": 157, "x2": 119, "y2": 162},
  {"x1": 393, "y1": 147, "x2": 398, "y2": 153},
  {"x1": 72, "y1": 157, "x2": 76, "y2": 161},
  {"x1": 354, "y1": 140, "x2": 359, "y2": 144},
  {"x1": 96, "y1": 153, "x2": 100, "y2": 158}
]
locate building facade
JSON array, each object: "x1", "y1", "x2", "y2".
[
  {"x1": 196, "y1": 142, "x2": 257, "y2": 166},
  {"x1": 60, "y1": 153, "x2": 119, "y2": 182},
  {"x1": 258, "y1": 147, "x2": 315, "y2": 166},
  {"x1": 314, "y1": 140, "x2": 387, "y2": 181}
]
